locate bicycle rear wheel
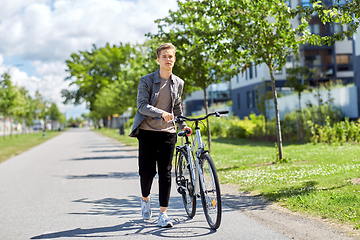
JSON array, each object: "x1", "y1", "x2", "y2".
[
  {"x1": 175, "y1": 150, "x2": 196, "y2": 218},
  {"x1": 199, "y1": 153, "x2": 222, "y2": 230}
]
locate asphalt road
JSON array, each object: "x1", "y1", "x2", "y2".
[{"x1": 0, "y1": 128, "x2": 291, "y2": 240}]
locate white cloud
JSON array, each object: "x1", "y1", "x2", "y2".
[
  {"x1": 0, "y1": 0, "x2": 178, "y2": 118},
  {"x1": 0, "y1": 0, "x2": 177, "y2": 61}
]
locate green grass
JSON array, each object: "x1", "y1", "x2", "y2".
[
  {"x1": 0, "y1": 131, "x2": 62, "y2": 164},
  {"x1": 211, "y1": 137, "x2": 360, "y2": 230},
  {"x1": 95, "y1": 128, "x2": 360, "y2": 230}
]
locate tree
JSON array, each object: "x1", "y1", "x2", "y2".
[
  {"x1": 150, "y1": 0, "x2": 240, "y2": 149},
  {"x1": 285, "y1": 64, "x2": 310, "y2": 112},
  {"x1": 86, "y1": 41, "x2": 159, "y2": 127},
  {"x1": 255, "y1": 80, "x2": 273, "y2": 136},
  {"x1": 47, "y1": 102, "x2": 62, "y2": 121},
  {"x1": 0, "y1": 73, "x2": 20, "y2": 139},
  {"x1": 18, "y1": 86, "x2": 36, "y2": 128},
  {"x1": 62, "y1": 43, "x2": 133, "y2": 111},
  {"x1": 203, "y1": 0, "x2": 359, "y2": 160}
]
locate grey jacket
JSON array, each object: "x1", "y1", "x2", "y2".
[{"x1": 129, "y1": 69, "x2": 187, "y2": 137}]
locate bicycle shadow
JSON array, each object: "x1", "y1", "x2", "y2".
[
  {"x1": 30, "y1": 195, "x2": 217, "y2": 239},
  {"x1": 30, "y1": 220, "x2": 214, "y2": 239}
]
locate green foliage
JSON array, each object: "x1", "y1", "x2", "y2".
[
  {"x1": 0, "y1": 73, "x2": 20, "y2": 118},
  {"x1": 64, "y1": 40, "x2": 159, "y2": 121},
  {"x1": 47, "y1": 102, "x2": 63, "y2": 122},
  {"x1": 309, "y1": 117, "x2": 360, "y2": 145},
  {"x1": 149, "y1": 0, "x2": 240, "y2": 117},
  {"x1": 186, "y1": 104, "x2": 360, "y2": 146},
  {"x1": 0, "y1": 74, "x2": 65, "y2": 138},
  {"x1": 285, "y1": 63, "x2": 310, "y2": 111}
]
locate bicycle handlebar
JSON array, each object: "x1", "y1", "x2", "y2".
[{"x1": 169, "y1": 110, "x2": 229, "y2": 124}]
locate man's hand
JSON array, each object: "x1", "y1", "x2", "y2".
[
  {"x1": 182, "y1": 127, "x2": 192, "y2": 137},
  {"x1": 162, "y1": 112, "x2": 174, "y2": 122}
]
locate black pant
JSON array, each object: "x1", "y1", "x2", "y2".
[{"x1": 137, "y1": 129, "x2": 177, "y2": 207}]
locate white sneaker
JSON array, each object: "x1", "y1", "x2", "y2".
[
  {"x1": 157, "y1": 212, "x2": 173, "y2": 228},
  {"x1": 141, "y1": 198, "x2": 152, "y2": 220}
]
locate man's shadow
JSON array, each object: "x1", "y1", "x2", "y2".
[
  {"x1": 30, "y1": 195, "x2": 216, "y2": 239},
  {"x1": 31, "y1": 219, "x2": 214, "y2": 239}
]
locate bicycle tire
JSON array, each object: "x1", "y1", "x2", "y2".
[
  {"x1": 199, "y1": 153, "x2": 222, "y2": 230},
  {"x1": 175, "y1": 150, "x2": 196, "y2": 218}
]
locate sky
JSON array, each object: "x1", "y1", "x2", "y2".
[{"x1": 0, "y1": 0, "x2": 177, "y2": 119}]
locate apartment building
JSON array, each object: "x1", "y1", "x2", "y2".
[
  {"x1": 183, "y1": 82, "x2": 231, "y2": 116},
  {"x1": 231, "y1": 0, "x2": 355, "y2": 119}
]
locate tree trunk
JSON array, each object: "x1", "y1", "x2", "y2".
[
  {"x1": 10, "y1": 116, "x2": 12, "y2": 139},
  {"x1": 269, "y1": 69, "x2": 283, "y2": 160},
  {"x1": 3, "y1": 114, "x2": 5, "y2": 140},
  {"x1": 203, "y1": 88, "x2": 211, "y2": 152}
]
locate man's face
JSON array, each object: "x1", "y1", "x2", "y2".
[{"x1": 157, "y1": 49, "x2": 176, "y2": 71}]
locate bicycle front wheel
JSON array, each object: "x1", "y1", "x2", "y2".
[
  {"x1": 199, "y1": 153, "x2": 222, "y2": 230},
  {"x1": 176, "y1": 150, "x2": 196, "y2": 218}
]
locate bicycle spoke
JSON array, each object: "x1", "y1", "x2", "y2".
[
  {"x1": 175, "y1": 150, "x2": 196, "y2": 218},
  {"x1": 199, "y1": 153, "x2": 222, "y2": 230}
]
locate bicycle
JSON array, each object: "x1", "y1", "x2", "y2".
[{"x1": 170, "y1": 110, "x2": 228, "y2": 230}]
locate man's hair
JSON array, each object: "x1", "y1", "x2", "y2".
[{"x1": 156, "y1": 43, "x2": 176, "y2": 58}]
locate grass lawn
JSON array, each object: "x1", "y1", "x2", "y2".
[
  {"x1": 0, "y1": 131, "x2": 62, "y2": 164},
  {"x1": 95, "y1": 127, "x2": 360, "y2": 230},
  {"x1": 211, "y1": 137, "x2": 360, "y2": 230}
]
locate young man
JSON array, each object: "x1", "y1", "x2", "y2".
[{"x1": 129, "y1": 43, "x2": 192, "y2": 227}]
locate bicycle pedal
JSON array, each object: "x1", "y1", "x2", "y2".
[{"x1": 177, "y1": 187, "x2": 185, "y2": 195}]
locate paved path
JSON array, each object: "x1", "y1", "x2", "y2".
[{"x1": 0, "y1": 128, "x2": 291, "y2": 240}]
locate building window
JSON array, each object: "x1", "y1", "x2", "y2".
[
  {"x1": 249, "y1": 65, "x2": 253, "y2": 79},
  {"x1": 309, "y1": 24, "x2": 320, "y2": 35},
  {"x1": 336, "y1": 54, "x2": 353, "y2": 71},
  {"x1": 255, "y1": 65, "x2": 257, "y2": 78},
  {"x1": 236, "y1": 74, "x2": 239, "y2": 83},
  {"x1": 237, "y1": 93, "x2": 241, "y2": 109},
  {"x1": 245, "y1": 69, "x2": 248, "y2": 80},
  {"x1": 336, "y1": 55, "x2": 349, "y2": 64},
  {"x1": 247, "y1": 91, "x2": 253, "y2": 108},
  {"x1": 334, "y1": 23, "x2": 342, "y2": 34}
]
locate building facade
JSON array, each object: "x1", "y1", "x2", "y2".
[
  {"x1": 230, "y1": 0, "x2": 355, "y2": 119},
  {"x1": 183, "y1": 82, "x2": 231, "y2": 116}
]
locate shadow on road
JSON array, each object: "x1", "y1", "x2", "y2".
[
  {"x1": 66, "y1": 156, "x2": 137, "y2": 161},
  {"x1": 30, "y1": 195, "x2": 218, "y2": 239},
  {"x1": 64, "y1": 172, "x2": 139, "y2": 180},
  {"x1": 30, "y1": 221, "x2": 215, "y2": 239},
  {"x1": 221, "y1": 192, "x2": 270, "y2": 211},
  {"x1": 90, "y1": 149, "x2": 137, "y2": 153},
  {"x1": 69, "y1": 195, "x2": 141, "y2": 217}
]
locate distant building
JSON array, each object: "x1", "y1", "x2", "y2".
[
  {"x1": 230, "y1": 0, "x2": 355, "y2": 119},
  {"x1": 184, "y1": 82, "x2": 231, "y2": 116}
]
